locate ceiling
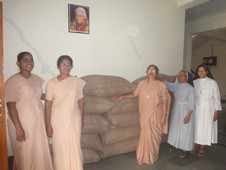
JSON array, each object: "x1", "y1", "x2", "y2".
[
  {"x1": 185, "y1": 0, "x2": 226, "y2": 21},
  {"x1": 185, "y1": 0, "x2": 226, "y2": 51}
]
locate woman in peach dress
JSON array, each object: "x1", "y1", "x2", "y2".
[
  {"x1": 5, "y1": 52, "x2": 53, "y2": 170},
  {"x1": 117, "y1": 64, "x2": 170, "y2": 164},
  {"x1": 45, "y1": 55, "x2": 85, "y2": 170}
]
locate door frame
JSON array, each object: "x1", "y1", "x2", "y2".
[{"x1": 0, "y1": 1, "x2": 9, "y2": 170}]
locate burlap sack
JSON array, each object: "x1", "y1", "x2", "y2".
[
  {"x1": 105, "y1": 111, "x2": 140, "y2": 128},
  {"x1": 100, "y1": 126, "x2": 140, "y2": 145},
  {"x1": 81, "y1": 134, "x2": 103, "y2": 151},
  {"x1": 158, "y1": 74, "x2": 177, "y2": 82},
  {"x1": 81, "y1": 75, "x2": 136, "y2": 97},
  {"x1": 84, "y1": 96, "x2": 116, "y2": 115},
  {"x1": 82, "y1": 115, "x2": 111, "y2": 134},
  {"x1": 103, "y1": 138, "x2": 138, "y2": 158},
  {"x1": 82, "y1": 148, "x2": 103, "y2": 164},
  {"x1": 132, "y1": 74, "x2": 176, "y2": 86},
  {"x1": 107, "y1": 98, "x2": 138, "y2": 115}
]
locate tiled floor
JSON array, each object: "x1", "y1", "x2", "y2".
[
  {"x1": 83, "y1": 105, "x2": 226, "y2": 170},
  {"x1": 8, "y1": 104, "x2": 226, "y2": 170},
  {"x1": 8, "y1": 143, "x2": 226, "y2": 170},
  {"x1": 84, "y1": 143, "x2": 226, "y2": 170}
]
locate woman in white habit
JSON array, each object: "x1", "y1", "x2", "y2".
[
  {"x1": 165, "y1": 70, "x2": 195, "y2": 158},
  {"x1": 192, "y1": 64, "x2": 221, "y2": 156}
]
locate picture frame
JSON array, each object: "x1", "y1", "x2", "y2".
[
  {"x1": 203, "y1": 56, "x2": 217, "y2": 66},
  {"x1": 68, "y1": 4, "x2": 90, "y2": 34}
]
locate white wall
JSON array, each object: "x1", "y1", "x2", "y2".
[
  {"x1": 191, "y1": 39, "x2": 226, "y2": 100},
  {"x1": 3, "y1": 0, "x2": 185, "y2": 155},
  {"x1": 3, "y1": 0, "x2": 185, "y2": 82}
]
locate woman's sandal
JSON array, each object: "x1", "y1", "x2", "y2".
[
  {"x1": 179, "y1": 151, "x2": 188, "y2": 159},
  {"x1": 168, "y1": 146, "x2": 176, "y2": 152},
  {"x1": 198, "y1": 149, "x2": 205, "y2": 157},
  {"x1": 190, "y1": 146, "x2": 197, "y2": 154}
]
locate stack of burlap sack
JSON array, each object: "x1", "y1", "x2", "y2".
[{"x1": 80, "y1": 74, "x2": 176, "y2": 163}]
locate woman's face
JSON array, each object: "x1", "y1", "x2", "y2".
[
  {"x1": 17, "y1": 54, "x2": 34, "y2": 72},
  {"x1": 178, "y1": 71, "x2": 187, "y2": 83},
  {"x1": 75, "y1": 11, "x2": 86, "y2": 24},
  {"x1": 147, "y1": 66, "x2": 157, "y2": 78},
  {"x1": 58, "y1": 59, "x2": 72, "y2": 75},
  {"x1": 198, "y1": 66, "x2": 207, "y2": 78}
]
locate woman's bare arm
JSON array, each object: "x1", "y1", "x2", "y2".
[
  {"x1": 6, "y1": 102, "x2": 26, "y2": 142},
  {"x1": 45, "y1": 100, "x2": 53, "y2": 137},
  {"x1": 116, "y1": 93, "x2": 136, "y2": 102}
]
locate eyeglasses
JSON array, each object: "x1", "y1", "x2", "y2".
[
  {"x1": 147, "y1": 69, "x2": 157, "y2": 72},
  {"x1": 178, "y1": 74, "x2": 186, "y2": 77},
  {"x1": 60, "y1": 62, "x2": 72, "y2": 67}
]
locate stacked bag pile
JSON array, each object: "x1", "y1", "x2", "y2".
[
  {"x1": 80, "y1": 75, "x2": 138, "y2": 163},
  {"x1": 80, "y1": 74, "x2": 176, "y2": 163}
]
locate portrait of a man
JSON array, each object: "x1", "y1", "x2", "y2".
[{"x1": 68, "y1": 4, "x2": 89, "y2": 34}]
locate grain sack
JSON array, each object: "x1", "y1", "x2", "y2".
[
  {"x1": 159, "y1": 74, "x2": 177, "y2": 82},
  {"x1": 105, "y1": 111, "x2": 140, "y2": 128},
  {"x1": 132, "y1": 74, "x2": 176, "y2": 86},
  {"x1": 82, "y1": 115, "x2": 111, "y2": 134},
  {"x1": 100, "y1": 126, "x2": 140, "y2": 145},
  {"x1": 81, "y1": 75, "x2": 135, "y2": 97},
  {"x1": 82, "y1": 148, "x2": 103, "y2": 164},
  {"x1": 103, "y1": 138, "x2": 138, "y2": 158},
  {"x1": 84, "y1": 96, "x2": 116, "y2": 114},
  {"x1": 107, "y1": 98, "x2": 138, "y2": 115},
  {"x1": 81, "y1": 134, "x2": 103, "y2": 151}
]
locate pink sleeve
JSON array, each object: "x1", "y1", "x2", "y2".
[
  {"x1": 78, "y1": 79, "x2": 86, "y2": 99},
  {"x1": 5, "y1": 77, "x2": 18, "y2": 102},
  {"x1": 45, "y1": 80, "x2": 54, "y2": 101},
  {"x1": 162, "y1": 83, "x2": 170, "y2": 101},
  {"x1": 37, "y1": 76, "x2": 45, "y2": 94},
  {"x1": 133, "y1": 81, "x2": 142, "y2": 97}
]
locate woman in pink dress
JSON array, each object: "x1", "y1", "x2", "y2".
[
  {"x1": 5, "y1": 52, "x2": 53, "y2": 170},
  {"x1": 45, "y1": 55, "x2": 85, "y2": 170},
  {"x1": 117, "y1": 64, "x2": 170, "y2": 164}
]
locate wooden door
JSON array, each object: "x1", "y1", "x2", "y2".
[{"x1": 0, "y1": 2, "x2": 9, "y2": 170}]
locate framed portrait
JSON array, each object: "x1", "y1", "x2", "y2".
[
  {"x1": 68, "y1": 4, "x2": 90, "y2": 34},
  {"x1": 203, "y1": 56, "x2": 217, "y2": 66}
]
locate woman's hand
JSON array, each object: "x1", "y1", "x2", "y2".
[
  {"x1": 213, "y1": 111, "x2": 218, "y2": 121},
  {"x1": 46, "y1": 125, "x2": 53, "y2": 138},
  {"x1": 41, "y1": 94, "x2": 46, "y2": 100},
  {"x1": 184, "y1": 114, "x2": 190, "y2": 124},
  {"x1": 115, "y1": 96, "x2": 124, "y2": 102},
  {"x1": 16, "y1": 126, "x2": 26, "y2": 142}
]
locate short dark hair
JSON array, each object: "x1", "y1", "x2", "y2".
[
  {"x1": 57, "y1": 55, "x2": 73, "y2": 68},
  {"x1": 146, "y1": 64, "x2": 159, "y2": 74},
  {"x1": 195, "y1": 64, "x2": 214, "y2": 80},
  {"x1": 17, "y1": 52, "x2": 32, "y2": 62},
  {"x1": 196, "y1": 64, "x2": 208, "y2": 72}
]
